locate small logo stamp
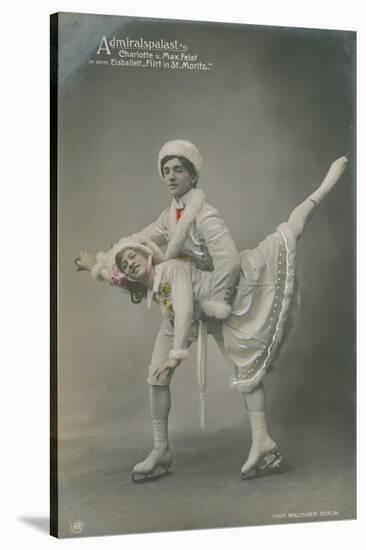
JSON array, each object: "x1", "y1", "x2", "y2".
[{"x1": 70, "y1": 519, "x2": 84, "y2": 534}]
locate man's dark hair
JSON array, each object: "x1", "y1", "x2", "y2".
[{"x1": 160, "y1": 155, "x2": 198, "y2": 187}]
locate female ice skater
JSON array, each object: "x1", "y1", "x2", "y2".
[{"x1": 75, "y1": 155, "x2": 349, "y2": 482}]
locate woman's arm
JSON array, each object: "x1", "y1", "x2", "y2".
[{"x1": 74, "y1": 250, "x2": 112, "y2": 283}]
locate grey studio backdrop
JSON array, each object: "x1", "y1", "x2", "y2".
[{"x1": 56, "y1": 13, "x2": 356, "y2": 537}]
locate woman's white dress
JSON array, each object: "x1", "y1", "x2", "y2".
[{"x1": 152, "y1": 222, "x2": 297, "y2": 393}]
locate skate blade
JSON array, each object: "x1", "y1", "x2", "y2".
[
  {"x1": 131, "y1": 466, "x2": 172, "y2": 484},
  {"x1": 241, "y1": 451, "x2": 284, "y2": 481}
]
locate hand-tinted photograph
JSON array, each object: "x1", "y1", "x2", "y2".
[{"x1": 50, "y1": 12, "x2": 356, "y2": 538}]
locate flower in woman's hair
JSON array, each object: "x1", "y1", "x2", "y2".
[{"x1": 111, "y1": 268, "x2": 128, "y2": 287}]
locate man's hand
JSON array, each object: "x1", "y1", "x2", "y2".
[{"x1": 153, "y1": 358, "x2": 181, "y2": 380}]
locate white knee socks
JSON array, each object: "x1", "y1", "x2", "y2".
[
  {"x1": 152, "y1": 419, "x2": 169, "y2": 449},
  {"x1": 288, "y1": 156, "x2": 348, "y2": 239},
  {"x1": 309, "y1": 155, "x2": 348, "y2": 206},
  {"x1": 248, "y1": 411, "x2": 270, "y2": 443}
]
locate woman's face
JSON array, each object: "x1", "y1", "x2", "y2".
[
  {"x1": 120, "y1": 248, "x2": 149, "y2": 281},
  {"x1": 162, "y1": 157, "x2": 196, "y2": 198}
]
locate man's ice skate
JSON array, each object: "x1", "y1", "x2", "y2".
[
  {"x1": 241, "y1": 449, "x2": 284, "y2": 480},
  {"x1": 131, "y1": 447, "x2": 173, "y2": 483}
]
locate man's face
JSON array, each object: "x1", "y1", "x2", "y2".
[
  {"x1": 120, "y1": 248, "x2": 148, "y2": 282},
  {"x1": 162, "y1": 157, "x2": 196, "y2": 198}
]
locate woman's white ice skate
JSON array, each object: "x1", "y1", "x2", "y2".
[
  {"x1": 241, "y1": 449, "x2": 284, "y2": 480},
  {"x1": 131, "y1": 447, "x2": 173, "y2": 483}
]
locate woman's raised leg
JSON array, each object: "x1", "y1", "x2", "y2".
[{"x1": 287, "y1": 155, "x2": 348, "y2": 240}]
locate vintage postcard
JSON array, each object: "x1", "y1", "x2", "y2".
[{"x1": 50, "y1": 12, "x2": 356, "y2": 538}]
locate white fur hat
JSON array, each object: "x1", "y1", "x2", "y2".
[
  {"x1": 157, "y1": 139, "x2": 202, "y2": 180},
  {"x1": 91, "y1": 236, "x2": 164, "y2": 283},
  {"x1": 110, "y1": 236, "x2": 164, "y2": 270}
]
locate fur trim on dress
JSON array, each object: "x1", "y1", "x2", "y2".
[
  {"x1": 165, "y1": 188, "x2": 206, "y2": 260},
  {"x1": 201, "y1": 299, "x2": 232, "y2": 320}
]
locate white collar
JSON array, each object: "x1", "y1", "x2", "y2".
[{"x1": 172, "y1": 187, "x2": 196, "y2": 209}]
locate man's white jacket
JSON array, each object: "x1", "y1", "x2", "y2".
[{"x1": 129, "y1": 188, "x2": 241, "y2": 320}]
